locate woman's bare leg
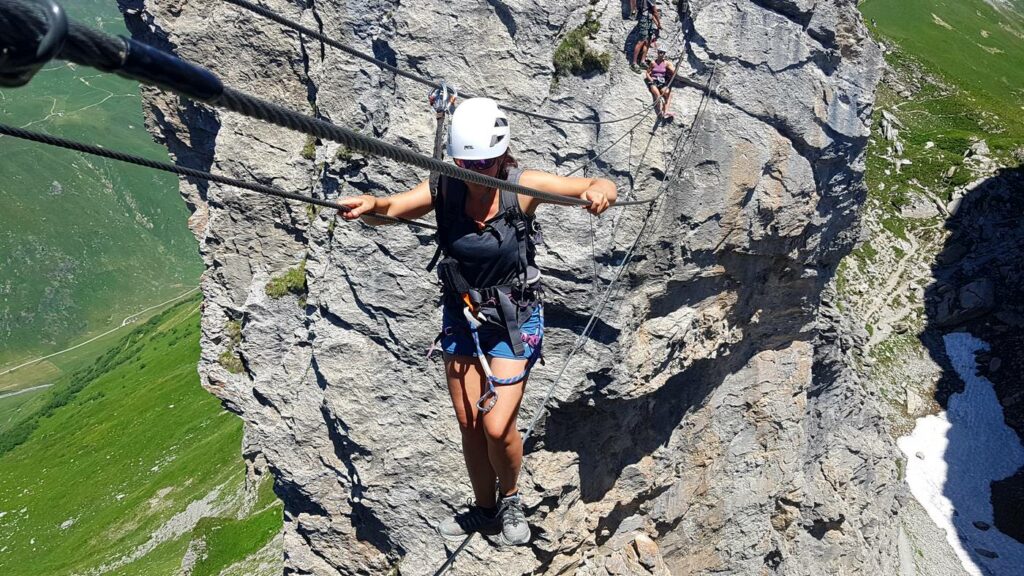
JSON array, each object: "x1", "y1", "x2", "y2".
[
  {"x1": 445, "y1": 354, "x2": 498, "y2": 508},
  {"x1": 649, "y1": 85, "x2": 664, "y2": 114},
  {"x1": 632, "y1": 39, "x2": 646, "y2": 66},
  {"x1": 661, "y1": 87, "x2": 673, "y2": 115},
  {"x1": 482, "y1": 357, "x2": 529, "y2": 496}
]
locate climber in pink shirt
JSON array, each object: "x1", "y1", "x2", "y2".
[{"x1": 644, "y1": 48, "x2": 676, "y2": 120}]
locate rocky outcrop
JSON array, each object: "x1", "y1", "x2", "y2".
[
  {"x1": 121, "y1": 0, "x2": 897, "y2": 573},
  {"x1": 924, "y1": 165, "x2": 1024, "y2": 550}
]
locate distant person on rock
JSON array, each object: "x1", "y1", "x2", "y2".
[
  {"x1": 645, "y1": 48, "x2": 675, "y2": 119},
  {"x1": 340, "y1": 98, "x2": 617, "y2": 547},
  {"x1": 632, "y1": 0, "x2": 661, "y2": 72}
]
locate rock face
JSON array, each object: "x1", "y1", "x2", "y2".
[{"x1": 121, "y1": 0, "x2": 897, "y2": 573}]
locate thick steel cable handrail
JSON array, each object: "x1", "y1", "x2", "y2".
[
  {"x1": 0, "y1": 121, "x2": 437, "y2": 229},
  {"x1": 0, "y1": 1, "x2": 608, "y2": 209},
  {"x1": 222, "y1": 0, "x2": 657, "y2": 127}
]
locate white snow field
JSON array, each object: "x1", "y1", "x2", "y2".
[{"x1": 898, "y1": 332, "x2": 1024, "y2": 576}]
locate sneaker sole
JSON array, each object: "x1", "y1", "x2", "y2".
[
  {"x1": 496, "y1": 532, "x2": 531, "y2": 547},
  {"x1": 436, "y1": 526, "x2": 500, "y2": 541}
]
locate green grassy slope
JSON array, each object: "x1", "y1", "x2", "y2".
[
  {"x1": 0, "y1": 299, "x2": 282, "y2": 575},
  {"x1": 841, "y1": 1, "x2": 1024, "y2": 409},
  {"x1": 853, "y1": 0, "x2": 1024, "y2": 245},
  {"x1": 0, "y1": 0, "x2": 202, "y2": 368},
  {"x1": 861, "y1": 0, "x2": 1024, "y2": 142}
]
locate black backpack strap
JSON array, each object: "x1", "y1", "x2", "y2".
[
  {"x1": 426, "y1": 175, "x2": 449, "y2": 272},
  {"x1": 499, "y1": 167, "x2": 530, "y2": 286}
]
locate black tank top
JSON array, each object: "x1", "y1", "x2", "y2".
[{"x1": 435, "y1": 168, "x2": 536, "y2": 290}]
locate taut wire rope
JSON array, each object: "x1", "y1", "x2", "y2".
[
  {"x1": 222, "y1": 0, "x2": 658, "y2": 127},
  {"x1": 0, "y1": 122, "x2": 437, "y2": 229}
]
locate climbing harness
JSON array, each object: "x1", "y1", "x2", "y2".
[
  {"x1": 461, "y1": 301, "x2": 541, "y2": 413},
  {"x1": 427, "y1": 166, "x2": 545, "y2": 381}
]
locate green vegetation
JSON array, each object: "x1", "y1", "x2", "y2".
[
  {"x1": 861, "y1": 0, "x2": 1024, "y2": 144},
  {"x1": 301, "y1": 135, "x2": 317, "y2": 160},
  {"x1": 553, "y1": 12, "x2": 611, "y2": 79},
  {"x1": 190, "y1": 479, "x2": 282, "y2": 576},
  {"x1": 0, "y1": 0, "x2": 202, "y2": 369},
  {"x1": 335, "y1": 145, "x2": 354, "y2": 163},
  {"x1": 0, "y1": 299, "x2": 282, "y2": 574},
  {"x1": 857, "y1": 0, "x2": 1024, "y2": 226},
  {"x1": 218, "y1": 319, "x2": 245, "y2": 374},
  {"x1": 838, "y1": 0, "x2": 1024, "y2": 299},
  {"x1": 265, "y1": 260, "x2": 308, "y2": 299}
]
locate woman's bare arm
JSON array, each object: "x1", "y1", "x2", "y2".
[
  {"x1": 339, "y1": 179, "x2": 434, "y2": 225},
  {"x1": 518, "y1": 171, "x2": 617, "y2": 216}
]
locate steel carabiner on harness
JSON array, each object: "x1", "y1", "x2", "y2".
[{"x1": 462, "y1": 304, "x2": 539, "y2": 414}]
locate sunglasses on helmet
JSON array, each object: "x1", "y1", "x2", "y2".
[{"x1": 454, "y1": 157, "x2": 499, "y2": 171}]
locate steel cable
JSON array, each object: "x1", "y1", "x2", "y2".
[
  {"x1": 0, "y1": 1, "x2": 606, "y2": 208},
  {"x1": 223, "y1": 0, "x2": 657, "y2": 127},
  {"x1": 0, "y1": 122, "x2": 437, "y2": 229}
]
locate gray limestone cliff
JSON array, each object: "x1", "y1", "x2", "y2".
[{"x1": 120, "y1": 0, "x2": 897, "y2": 573}]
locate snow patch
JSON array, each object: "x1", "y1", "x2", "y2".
[{"x1": 898, "y1": 332, "x2": 1024, "y2": 575}]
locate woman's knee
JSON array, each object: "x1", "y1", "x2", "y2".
[{"x1": 483, "y1": 415, "x2": 520, "y2": 444}]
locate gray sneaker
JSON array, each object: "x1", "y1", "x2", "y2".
[
  {"x1": 497, "y1": 493, "x2": 530, "y2": 545},
  {"x1": 436, "y1": 504, "x2": 500, "y2": 540}
]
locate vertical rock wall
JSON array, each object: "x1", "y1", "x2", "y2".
[{"x1": 121, "y1": 0, "x2": 898, "y2": 573}]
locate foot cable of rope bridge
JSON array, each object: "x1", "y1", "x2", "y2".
[{"x1": 0, "y1": 122, "x2": 437, "y2": 229}]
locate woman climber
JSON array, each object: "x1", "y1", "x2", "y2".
[
  {"x1": 645, "y1": 48, "x2": 676, "y2": 120},
  {"x1": 340, "y1": 98, "x2": 617, "y2": 546}
]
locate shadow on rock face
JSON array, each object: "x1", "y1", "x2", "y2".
[
  {"x1": 531, "y1": 248, "x2": 817, "y2": 503},
  {"x1": 920, "y1": 165, "x2": 1024, "y2": 559}
]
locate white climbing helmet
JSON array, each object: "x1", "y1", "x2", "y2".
[{"x1": 447, "y1": 98, "x2": 510, "y2": 160}]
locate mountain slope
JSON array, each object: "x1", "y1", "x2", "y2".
[
  {"x1": 0, "y1": 299, "x2": 282, "y2": 575},
  {"x1": 0, "y1": 0, "x2": 201, "y2": 368}
]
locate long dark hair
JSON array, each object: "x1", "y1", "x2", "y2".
[{"x1": 498, "y1": 149, "x2": 518, "y2": 180}]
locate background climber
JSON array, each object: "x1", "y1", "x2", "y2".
[
  {"x1": 631, "y1": 0, "x2": 661, "y2": 72},
  {"x1": 645, "y1": 47, "x2": 676, "y2": 120}
]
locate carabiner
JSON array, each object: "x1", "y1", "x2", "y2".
[
  {"x1": 476, "y1": 386, "x2": 498, "y2": 413},
  {"x1": 428, "y1": 80, "x2": 457, "y2": 114}
]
